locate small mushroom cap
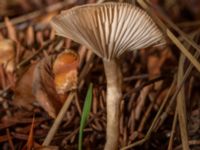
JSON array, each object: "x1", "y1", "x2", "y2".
[
  {"x1": 51, "y1": 2, "x2": 166, "y2": 60},
  {"x1": 53, "y1": 50, "x2": 79, "y2": 94}
]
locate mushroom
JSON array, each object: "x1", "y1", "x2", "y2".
[
  {"x1": 51, "y1": 2, "x2": 165, "y2": 149},
  {"x1": 53, "y1": 50, "x2": 79, "y2": 95}
]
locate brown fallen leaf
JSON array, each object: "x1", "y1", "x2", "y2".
[
  {"x1": 147, "y1": 48, "x2": 176, "y2": 90},
  {"x1": 0, "y1": 39, "x2": 16, "y2": 73},
  {"x1": 13, "y1": 49, "x2": 78, "y2": 118},
  {"x1": 0, "y1": 39, "x2": 16, "y2": 92},
  {"x1": 147, "y1": 49, "x2": 170, "y2": 78},
  {"x1": 32, "y1": 56, "x2": 61, "y2": 118},
  {"x1": 26, "y1": 26, "x2": 34, "y2": 47},
  {"x1": 32, "y1": 50, "x2": 79, "y2": 118},
  {"x1": 4, "y1": 17, "x2": 18, "y2": 42},
  {"x1": 13, "y1": 63, "x2": 37, "y2": 110}
]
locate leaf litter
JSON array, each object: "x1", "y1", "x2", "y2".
[{"x1": 0, "y1": 0, "x2": 200, "y2": 149}]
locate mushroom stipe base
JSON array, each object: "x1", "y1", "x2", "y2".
[{"x1": 103, "y1": 59, "x2": 122, "y2": 150}]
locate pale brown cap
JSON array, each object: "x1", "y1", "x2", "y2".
[{"x1": 51, "y1": 2, "x2": 166, "y2": 60}]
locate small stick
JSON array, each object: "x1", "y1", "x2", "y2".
[
  {"x1": 137, "y1": 97, "x2": 154, "y2": 132},
  {"x1": 42, "y1": 92, "x2": 75, "y2": 146}
]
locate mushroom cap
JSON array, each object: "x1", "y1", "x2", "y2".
[{"x1": 51, "y1": 2, "x2": 166, "y2": 60}]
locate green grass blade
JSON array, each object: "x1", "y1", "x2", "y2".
[{"x1": 78, "y1": 83, "x2": 93, "y2": 150}]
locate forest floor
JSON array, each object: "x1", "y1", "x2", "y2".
[{"x1": 0, "y1": 0, "x2": 200, "y2": 149}]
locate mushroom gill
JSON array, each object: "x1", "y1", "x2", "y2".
[{"x1": 51, "y1": 2, "x2": 165, "y2": 60}]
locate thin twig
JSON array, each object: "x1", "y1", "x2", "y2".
[
  {"x1": 42, "y1": 92, "x2": 76, "y2": 146},
  {"x1": 137, "y1": 95, "x2": 155, "y2": 132}
]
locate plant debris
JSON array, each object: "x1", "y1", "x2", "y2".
[{"x1": 0, "y1": 0, "x2": 200, "y2": 150}]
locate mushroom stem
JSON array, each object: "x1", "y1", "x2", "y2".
[{"x1": 103, "y1": 59, "x2": 122, "y2": 150}]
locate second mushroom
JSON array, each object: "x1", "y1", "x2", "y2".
[{"x1": 51, "y1": 2, "x2": 165, "y2": 150}]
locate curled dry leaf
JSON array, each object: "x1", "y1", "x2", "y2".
[
  {"x1": 0, "y1": 39, "x2": 16, "y2": 72},
  {"x1": 32, "y1": 50, "x2": 79, "y2": 118},
  {"x1": 13, "y1": 49, "x2": 78, "y2": 118},
  {"x1": 32, "y1": 56, "x2": 61, "y2": 118}
]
